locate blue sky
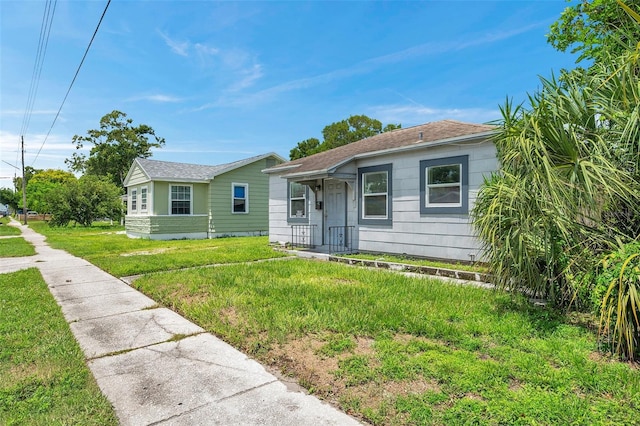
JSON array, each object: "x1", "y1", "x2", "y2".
[{"x1": 0, "y1": 0, "x2": 579, "y2": 189}]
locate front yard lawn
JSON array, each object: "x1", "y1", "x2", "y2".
[
  {"x1": 133, "y1": 259, "x2": 640, "y2": 425},
  {"x1": 19, "y1": 222, "x2": 640, "y2": 424},
  {"x1": 29, "y1": 221, "x2": 286, "y2": 276}
]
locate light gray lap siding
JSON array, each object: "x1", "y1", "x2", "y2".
[{"x1": 354, "y1": 141, "x2": 497, "y2": 261}]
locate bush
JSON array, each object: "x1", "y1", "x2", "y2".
[{"x1": 595, "y1": 241, "x2": 640, "y2": 361}]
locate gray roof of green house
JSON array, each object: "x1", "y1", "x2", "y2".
[
  {"x1": 130, "y1": 152, "x2": 284, "y2": 183},
  {"x1": 264, "y1": 120, "x2": 496, "y2": 178}
]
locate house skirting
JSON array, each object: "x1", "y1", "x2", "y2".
[{"x1": 125, "y1": 215, "x2": 208, "y2": 240}]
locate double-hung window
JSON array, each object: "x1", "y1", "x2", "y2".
[
  {"x1": 232, "y1": 183, "x2": 248, "y2": 213},
  {"x1": 288, "y1": 182, "x2": 307, "y2": 222},
  {"x1": 170, "y1": 185, "x2": 191, "y2": 215},
  {"x1": 358, "y1": 164, "x2": 392, "y2": 225},
  {"x1": 140, "y1": 187, "x2": 148, "y2": 212},
  {"x1": 130, "y1": 189, "x2": 137, "y2": 213},
  {"x1": 420, "y1": 155, "x2": 468, "y2": 214}
]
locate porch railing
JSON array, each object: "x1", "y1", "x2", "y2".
[
  {"x1": 328, "y1": 225, "x2": 355, "y2": 254},
  {"x1": 291, "y1": 224, "x2": 317, "y2": 249}
]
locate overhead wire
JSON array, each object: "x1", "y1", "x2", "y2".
[
  {"x1": 20, "y1": 0, "x2": 57, "y2": 137},
  {"x1": 31, "y1": 0, "x2": 112, "y2": 167}
]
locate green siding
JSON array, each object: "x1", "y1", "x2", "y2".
[
  {"x1": 154, "y1": 182, "x2": 169, "y2": 215},
  {"x1": 126, "y1": 215, "x2": 208, "y2": 236},
  {"x1": 125, "y1": 163, "x2": 149, "y2": 186},
  {"x1": 209, "y1": 158, "x2": 271, "y2": 234},
  {"x1": 151, "y1": 182, "x2": 208, "y2": 215}
]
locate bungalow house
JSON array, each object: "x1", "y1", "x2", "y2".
[
  {"x1": 123, "y1": 152, "x2": 285, "y2": 240},
  {"x1": 263, "y1": 120, "x2": 498, "y2": 262}
]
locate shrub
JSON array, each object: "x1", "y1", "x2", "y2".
[{"x1": 596, "y1": 241, "x2": 640, "y2": 361}]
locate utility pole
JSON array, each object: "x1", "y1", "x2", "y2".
[{"x1": 21, "y1": 136, "x2": 27, "y2": 225}]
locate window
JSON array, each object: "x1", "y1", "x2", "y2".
[
  {"x1": 140, "y1": 187, "x2": 148, "y2": 212},
  {"x1": 288, "y1": 182, "x2": 308, "y2": 223},
  {"x1": 170, "y1": 185, "x2": 191, "y2": 215},
  {"x1": 358, "y1": 164, "x2": 392, "y2": 225},
  {"x1": 130, "y1": 188, "x2": 137, "y2": 213},
  {"x1": 420, "y1": 155, "x2": 468, "y2": 214},
  {"x1": 232, "y1": 183, "x2": 248, "y2": 213}
]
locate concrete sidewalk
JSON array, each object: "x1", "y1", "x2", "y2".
[{"x1": 0, "y1": 221, "x2": 361, "y2": 426}]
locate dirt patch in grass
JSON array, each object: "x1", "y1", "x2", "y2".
[
  {"x1": 219, "y1": 307, "x2": 241, "y2": 327},
  {"x1": 265, "y1": 333, "x2": 442, "y2": 424},
  {"x1": 121, "y1": 248, "x2": 175, "y2": 256}
]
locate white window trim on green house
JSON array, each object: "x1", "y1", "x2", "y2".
[
  {"x1": 169, "y1": 184, "x2": 192, "y2": 215},
  {"x1": 358, "y1": 164, "x2": 392, "y2": 226},
  {"x1": 130, "y1": 188, "x2": 137, "y2": 213},
  {"x1": 232, "y1": 182, "x2": 249, "y2": 214},
  {"x1": 140, "y1": 186, "x2": 148, "y2": 213}
]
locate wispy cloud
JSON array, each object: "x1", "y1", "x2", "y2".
[
  {"x1": 126, "y1": 94, "x2": 184, "y2": 103},
  {"x1": 196, "y1": 19, "x2": 546, "y2": 110},
  {"x1": 368, "y1": 104, "x2": 501, "y2": 126},
  {"x1": 158, "y1": 30, "x2": 190, "y2": 56}
]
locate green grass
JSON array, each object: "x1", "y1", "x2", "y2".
[
  {"x1": 29, "y1": 221, "x2": 287, "y2": 276},
  {"x1": 132, "y1": 259, "x2": 640, "y2": 425},
  {"x1": 16, "y1": 223, "x2": 640, "y2": 424},
  {"x1": 0, "y1": 268, "x2": 118, "y2": 425},
  {"x1": 0, "y1": 237, "x2": 36, "y2": 257},
  {"x1": 343, "y1": 252, "x2": 488, "y2": 273},
  {"x1": 0, "y1": 217, "x2": 21, "y2": 236}
]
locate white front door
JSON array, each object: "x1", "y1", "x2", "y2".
[{"x1": 324, "y1": 180, "x2": 346, "y2": 246}]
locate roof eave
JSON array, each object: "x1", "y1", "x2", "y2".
[
  {"x1": 353, "y1": 130, "x2": 496, "y2": 161},
  {"x1": 275, "y1": 130, "x2": 496, "y2": 178}
]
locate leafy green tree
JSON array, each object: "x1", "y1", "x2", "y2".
[
  {"x1": 47, "y1": 175, "x2": 123, "y2": 227},
  {"x1": 0, "y1": 188, "x2": 19, "y2": 212},
  {"x1": 66, "y1": 110, "x2": 165, "y2": 189},
  {"x1": 290, "y1": 115, "x2": 401, "y2": 160},
  {"x1": 289, "y1": 138, "x2": 321, "y2": 161},
  {"x1": 26, "y1": 169, "x2": 76, "y2": 214},
  {"x1": 13, "y1": 166, "x2": 42, "y2": 196},
  {"x1": 547, "y1": 0, "x2": 640, "y2": 66}
]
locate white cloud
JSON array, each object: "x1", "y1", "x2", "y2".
[
  {"x1": 194, "y1": 43, "x2": 220, "y2": 56},
  {"x1": 158, "y1": 30, "x2": 190, "y2": 56},
  {"x1": 126, "y1": 94, "x2": 184, "y2": 103},
  {"x1": 198, "y1": 19, "x2": 548, "y2": 110},
  {"x1": 367, "y1": 104, "x2": 501, "y2": 126}
]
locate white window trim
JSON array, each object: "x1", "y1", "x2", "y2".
[
  {"x1": 288, "y1": 182, "x2": 307, "y2": 222},
  {"x1": 130, "y1": 188, "x2": 137, "y2": 214},
  {"x1": 362, "y1": 171, "x2": 389, "y2": 219},
  {"x1": 425, "y1": 163, "x2": 462, "y2": 208},
  {"x1": 140, "y1": 186, "x2": 148, "y2": 213},
  {"x1": 231, "y1": 182, "x2": 249, "y2": 214},
  {"x1": 169, "y1": 184, "x2": 193, "y2": 215}
]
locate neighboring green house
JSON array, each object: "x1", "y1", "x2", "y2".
[{"x1": 123, "y1": 153, "x2": 285, "y2": 240}]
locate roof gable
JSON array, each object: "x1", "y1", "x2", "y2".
[
  {"x1": 124, "y1": 152, "x2": 285, "y2": 186},
  {"x1": 266, "y1": 120, "x2": 495, "y2": 177}
]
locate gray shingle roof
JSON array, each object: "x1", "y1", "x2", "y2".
[
  {"x1": 135, "y1": 152, "x2": 282, "y2": 181},
  {"x1": 266, "y1": 120, "x2": 495, "y2": 176}
]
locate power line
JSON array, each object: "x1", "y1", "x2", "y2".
[
  {"x1": 31, "y1": 0, "x2": 112, "y2": 167},
  {"x1": 20, "y1": 0, "x2": 57, "y2": 137}
]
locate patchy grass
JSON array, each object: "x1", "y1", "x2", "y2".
[
  {"x1": 343, "y1": 252, "x2": 488, "y2": 273},
  {"x1": 29, "y1": 221, "x2": 286, "y2": 276},
  {"x1": 0, "y1": 268, "x2": 117, "y2": 425},
  {"x1": 0, "y1": 237, "x2": 36, "y2": 257},
  {"x1": 132, "y1": 259, "x2": 640, "y2": 425},
  {"x1": 0, "y1": 217, "x2": 21, "y2": 236}
]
